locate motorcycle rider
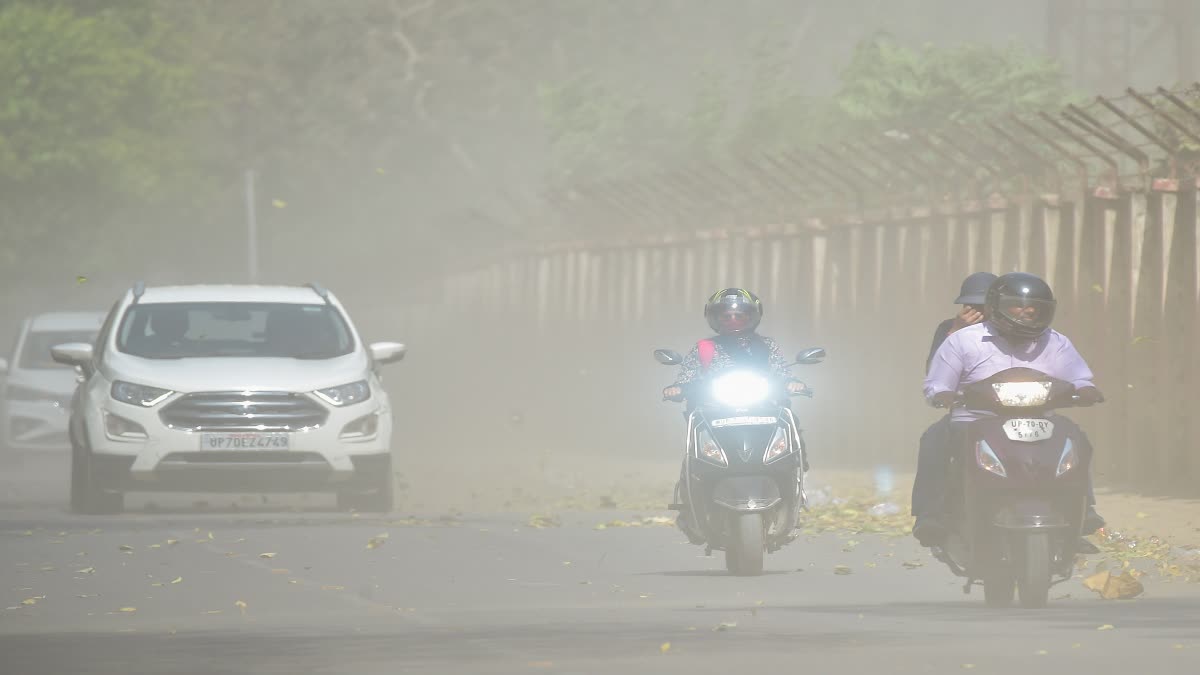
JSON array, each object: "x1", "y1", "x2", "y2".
[
  {"x1": 662, "y1": 288, "x2": 809, "y2": 542},
  {"x1": 915, "y1": 272, "x2": 1105, "y2": 547},
  {"x1": 912, "y1": 272, "x2": 995, "y2": 528}
]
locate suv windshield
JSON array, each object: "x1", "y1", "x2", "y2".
[
  {"x1": 19, "y1": 330, "x2": 99, "y2": 369},
  {"x1": 116, "y1": 302, "x2": 354, "y2": 359}
]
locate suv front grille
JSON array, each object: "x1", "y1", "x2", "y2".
[{"x1": 160, "y1": 391, "x2": 328, "y2": 432}]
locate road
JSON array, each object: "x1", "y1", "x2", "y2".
[{"x1": 0, "y1": 456, "x2": 1197, "y2": 675}]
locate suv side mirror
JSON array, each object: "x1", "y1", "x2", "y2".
[
  {"x1": 795, "y1": 347, "x2": 826, "y2": 365},
  {"x1": 50, "y1": 343, "x2": 94, "y2": 368},
  {"x1": 654, "y1": 349, "x2": 683, "y2": 366},
  {"x1": 369, "y1": 342, "x2": 406, "y2": 365}
]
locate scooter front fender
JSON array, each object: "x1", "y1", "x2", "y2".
[{"x1": 711, "y1": 476, "x2": 782, "y2": 511}]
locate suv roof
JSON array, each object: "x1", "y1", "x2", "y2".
[
  {"x1": 28, "y1": 312, "x2": 107, "y2": 332},
  {"x1": 132, "y1": 284, "x2": 334, "y2": 305}
]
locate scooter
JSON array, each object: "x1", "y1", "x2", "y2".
[
  {"x1": 655, "y1": 347, "x2": 825, "y2": 575},
  {"x1": 933, "y1": 367, "x2": 1100, "y2": 608}
]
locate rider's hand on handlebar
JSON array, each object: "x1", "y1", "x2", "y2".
[
  {"x1": 662, "y1": 385, "x2": 684, "y2": 401},
  {"x1": 787, "y1": 381, "x2": 809, "y2": 396},
  {"x1": 1074, "y1": 386, "x2": 1104, "y2": 406},
  {"x1": 930, "y1": 391, "x2": 957, "y2": 409}
]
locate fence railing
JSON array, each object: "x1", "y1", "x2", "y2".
[{"x1": 396, "y1": 86, "x2": 1200, "y2": 497}]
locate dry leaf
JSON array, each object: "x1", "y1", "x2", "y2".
[
  {"x1": 170, "y1": 577, "x2": 183, "y2": 585},
  {"x1": 119, "y1": 607, "x2": 137, "y2": 613},
  {"x1": 902, "y1": 560, "x2": 924, "y2": 569},
  {"x1": 272, "y1": 199, "x2": 287, "y2": 208},
  {"x1": 527, "y1": 514, "x2": 561, "y2": 529},
  {"x1": 834, "y1": 565, "x2": 853, "y2": 575},
  {"x1": 1083, "y1": 571, "x2": 1144, "y2": 600},
  {"x1": 234, "y1": 600, "x2": 247, "y2": 614},
  {"x1": 1097, "y1": 624, "x2": 1115, "y2": 631},
  {"x1": 321, "y1": 585, "x2": 345, "y2": 591},
  {"x1": 76, "y1": 567, "x2": 95, "y2": 574},
  {"x1": 366, "y1": 533, "x2": 389, "y2": 550},
  {"x1": 119, "y1": 545, "x2": 134, "y2": 552},
  {"x1": 21, "y1": 598, "x2": 38, "y2": 606},
  {"x1": 660, "y1": 642, "x2": 671, "y2": 654},
  {"x1": 259, "y1": 552, "x2": 277, "y2": 559},
  {"x1": 714, "y1": 622, "x2": 737, "y2": 631}
]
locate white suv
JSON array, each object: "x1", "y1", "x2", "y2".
[{"x1": 52, "y1": 283, "x2": 406, "y2": 514}]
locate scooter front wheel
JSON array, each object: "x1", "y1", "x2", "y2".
[
  {"x1": 1016, "y1": 532, "x2": 1051, "y2": 609},
  {"x1": 725, "y1": 513, "x2": 765, "y2": 576}
]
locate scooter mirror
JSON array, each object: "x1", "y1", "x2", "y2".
[
  {"x1": 653, "y1": 349, "x2": 683, "y2": 366},
  {"x1": 795, "y1": 347, "x2": 826, "y2": 365}
]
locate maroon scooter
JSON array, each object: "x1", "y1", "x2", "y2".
[{"x1": 933, "y1": 367, "x2": 1100, "y2": 608}]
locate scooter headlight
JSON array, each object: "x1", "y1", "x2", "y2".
[
  {"x1": 711, "y1": 371, "x2": 770, "y2": 408},
  {"x1": 1056, "y1": 438, "x2": 1078, "y2": 477},
  {"x1": 763, "y1": 427, "x2": 792, "y2": 464},
  {"x1": 695, "y1": 428, "x2": 728, "y2": 467},
  {"x1": 975, "y1": 440, "x2": 1007, "y2": 478}
]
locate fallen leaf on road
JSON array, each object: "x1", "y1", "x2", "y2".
[
  {"x1": 660, "y1": 642, "x2": 671, "y2": 654},
  {"x1": 527, "y1": 514, "x2": 561, "y2": 529},
  {"x1": 259, "y1": 552, "x2": 277, "y2": 559},
  {"x1": 234, "y1": 600, "x2": 247, "y2": 614},
  {"x1": 170, "y1": 577, "x2": 183, "y2": 585},
  {"x1": 166, "y1": 539, "x2": 179, "y2": 546},
  {"x1": 1084, "y1": 571, "x2": 1144, "y2": 600},
  {"x1": 21, "y1": 598, "x2": 39, "y2": 606},
  {"x1": 902, "y1": 560, "x2": 924, "y2": 569},
  {"x1": 205, "y1": 610, "x2": 223, "y2": 614},
  {"x1": 119, "y1": 607, "x2": 137, "y2": 613},
  {"x1": 834, "y1": 565, "x2": 853, "y2": 575},
  {"x1": 76, "y1": 567, "x2": 95, "y2": 574},
  {"x1": 1097, "y1": 624, "x2": 1115, "y2": 631},
  {"x1": 119, "y1": 545, "x2": 134, "y2": 552},
  {"x1": 1036, "y1": 650, "x2": 1048, "y2": 655},
  {"x1": 366, "y1": 533, "x2": 389, "y2": 549},
  {"x1": 865, "y1": 562, "x2": 878, "y2": 568},
  {"x1": 714, "y1": 622, "x2": 737, "y2": 631},
  {"x1": 962, "y1": 665, "x2": 975, "y2": 670},
  {"x1": 322, "y1": 585, "x2": 345, "y2": 591}
]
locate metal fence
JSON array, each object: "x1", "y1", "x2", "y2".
[{"x1": 398, "y1": 85, "x2": 1200, "y2": 497}]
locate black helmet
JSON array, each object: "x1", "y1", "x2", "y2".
[
  {"x1": 985, "y1": 272, "x2": 1056, "y2": 341},
  {"x1": 955, "y1": 272, "x2": 998, "y2": 305},
  {"x1": 704, "y1": 288, "x2": 763, "y2": 335}
]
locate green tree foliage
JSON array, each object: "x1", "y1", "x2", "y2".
[
  {"x1": 540, "y1": 34, "x2": 1073, "y2": 186},
  {"x1": 0, "y1": 2, "x2": 199, "y2": 264}
]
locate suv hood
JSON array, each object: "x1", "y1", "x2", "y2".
[{"x1": 103, "y1": 353, "x2": 370, "y2": 393}]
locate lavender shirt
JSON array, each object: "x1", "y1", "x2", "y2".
[{"x1": 924, "y1": 321, "x2": 1096, "y2": 422}]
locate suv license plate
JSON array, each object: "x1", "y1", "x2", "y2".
[{"x1": 200, "y1": 433, "x2": 290, "y2": 450}]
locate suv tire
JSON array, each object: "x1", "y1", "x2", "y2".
[
  {"x1": 70, "y1": 437, "x2": 123, "y2": 515},
  {"x1": 336, "y1": 457, "x2": 394, "y2": 513}
]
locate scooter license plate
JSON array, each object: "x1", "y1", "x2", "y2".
[{"x1": 1002, "y1": 418, "x2": 1054, "y2": 442}]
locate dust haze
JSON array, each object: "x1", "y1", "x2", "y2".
[{"x1": 2, "y1": 2, "x2": 1199, "y2": 673}]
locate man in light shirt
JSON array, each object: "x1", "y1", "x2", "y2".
[{"x1": 915, "y1": 272, "x2": 1105, "y2": 547}]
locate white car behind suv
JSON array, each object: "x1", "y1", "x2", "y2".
[
  {"x1": 52, "y1": 282, "x2": 406, "y2": 514},
  {"x1": 1, "y1": 312, "x2": 105, "y2": 455}
]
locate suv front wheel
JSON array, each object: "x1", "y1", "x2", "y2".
[
  {"x1": 336, "y1": 456, "x2": 394, "y2": 513},
  {"x1": 70, "y1": 435, "x2": 124, "y2": 515}
]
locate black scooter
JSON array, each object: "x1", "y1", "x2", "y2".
[
  {"x1": 655, "y1": 347, "x2": 825, "y2": 575},
  {"x1": 934, "y1": 367, "x2": 1100, "y2": 608}
]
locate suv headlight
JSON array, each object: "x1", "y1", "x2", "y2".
[
  {"x1": 313, "y1": 380, "x2": 371, "y2": 406},
  {"x1": 111, "y1": 381, "x2": 173, "y2": 407}
]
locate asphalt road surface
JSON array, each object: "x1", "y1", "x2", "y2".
[{"x1": 1, "y1": 457, "x2": 1198, "y2": 675}]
